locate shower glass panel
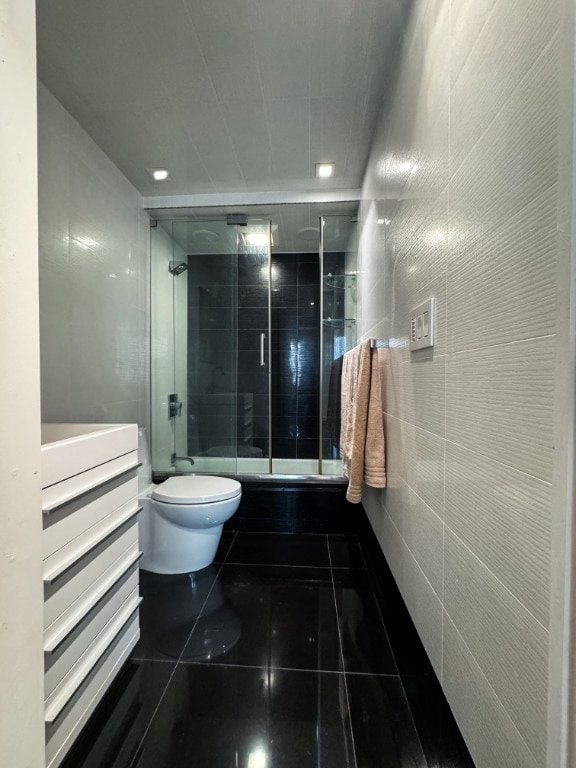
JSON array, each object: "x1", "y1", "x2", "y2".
[
  {"x1": 150, "y1": 205, "x2": 358, "y2": 478},
  {"x1": 150, "y1": 218, "x2": 271, "y2": 475},
  {"x1": 320, "y1": 215, "x2": 358, "y2": 476}
]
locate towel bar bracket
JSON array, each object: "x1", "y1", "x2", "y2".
[{"x1": 370, "y1": 339, "x2": 389, "y2": 349}]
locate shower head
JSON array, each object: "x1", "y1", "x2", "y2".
[{"x1": 169, "y1": 260, "x2": 188, "y2": 276}]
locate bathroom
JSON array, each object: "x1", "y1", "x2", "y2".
[{"x1": 1, "y1": 0, "x2": 575, "y2": 767}]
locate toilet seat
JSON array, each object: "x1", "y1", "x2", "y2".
[{"x1": 151, "y1": 475, "x2": 241, "y2": 505}]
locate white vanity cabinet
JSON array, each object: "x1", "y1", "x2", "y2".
[{"x1": 40, "y1": 423, "x2": 141, "y2": 768}]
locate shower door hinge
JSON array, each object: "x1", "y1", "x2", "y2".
[
  {"x1": 150, "y1": 219, "x2": 158, "y2": 228},
  {"x1": 168, "y1": 393, "x2": 182, "y2": 418}
]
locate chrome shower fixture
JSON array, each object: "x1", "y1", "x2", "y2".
[{"x1": 169, "y1": 260, "x2": 188, "y2": 275}]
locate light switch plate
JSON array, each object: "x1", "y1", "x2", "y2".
[{"x1": 410, "y1": 298, "x2": 435, "y2": 351}]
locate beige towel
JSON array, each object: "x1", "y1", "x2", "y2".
[{"x1": 340, "y1": 339, "x2": 386, "y2": 503}]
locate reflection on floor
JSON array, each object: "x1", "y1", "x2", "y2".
[{"x1": 61, "y1": 531, "x2": 475, "y2": 768}]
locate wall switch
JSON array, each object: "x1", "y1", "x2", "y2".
[{"x1": 410, "y1": 298, "x2": 435, "y2": 351}]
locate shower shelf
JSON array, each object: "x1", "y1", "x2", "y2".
[
  {"x1": 322, "y1": 318, "x2": 356, "y2": 326},
  {"x1": 323, "y1": 273, "x2": 357, "y2": 290}
]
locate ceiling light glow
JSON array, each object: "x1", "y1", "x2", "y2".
[
  {"x1": 148, "y1": 168, "x2": 169, "y2": 181},
  {"x1": 246, "y1": 233, "x2": 269, "y2": 247},
  {"x1": 315, "y1": 162, "x2": 335, "y2": 178}
]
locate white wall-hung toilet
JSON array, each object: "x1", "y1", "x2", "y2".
[
  {"x1": 138, "y1": 429, "x2": 241, "y2": 574},
  {"x1": 140, "y1": 476, "x2": 241, "y2": 574}
]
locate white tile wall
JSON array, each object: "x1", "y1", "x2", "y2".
[
  {"x1": 357, "y1": 0, "x2": 572, "y2": 766},
  {"x1": 38, "y1": 84, "x2": 149, "y2": 429},
  {"x1": 443, "y1": 616, "x2": 541, "y2": 768}
]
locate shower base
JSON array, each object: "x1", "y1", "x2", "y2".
[{"x1": 169, "y1": 456, "x2": 345, "y2": 480}]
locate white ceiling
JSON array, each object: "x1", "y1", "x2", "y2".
[{"x1": 36, "y1": 0, "x2": 405, "y2": 198}]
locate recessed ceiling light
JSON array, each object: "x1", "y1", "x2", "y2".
[
  {"x1": 147, "y1": 168, "x2": 169, "y2": 181},
  {"x1": 315, "y1": 162, "x2": 335, "y2": 179}
]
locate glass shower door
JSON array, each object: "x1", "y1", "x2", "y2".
[
  {"x1": 169, "y1": 218, "x2": 271, "y2": 475},
  {"x1": 320, "y1": 215, "x2": 358, "y2": 476}
]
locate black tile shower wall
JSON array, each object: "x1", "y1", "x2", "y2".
[
  {"x1": 269, "y1": 253, "x2": 320, "y2": 459},
  {"x1": 187, "y1": 250, "x2": 345, "y2": 460},
  {"x1": 187, "y1": 258, "x2": 238, "y2": 456}
]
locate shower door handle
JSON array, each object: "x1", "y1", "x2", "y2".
[{"x1": 260, "y1": 333, "x2": 266, "y2": 367}]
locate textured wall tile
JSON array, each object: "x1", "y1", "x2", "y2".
[
  {"x1": 395, "y1": 353, "x2": 446, "y2": 437},
  {"x1": 446, "y1": 337, "x2": 554, "y2": 481},
  {"x1": 445, "y1": 441, "x2": 551, "y2": 627},
  {"x1": 450, "y1": 0, "x2": 559, "y2": 173},
  {"x1": 444, "y1": 531, "x2": 549, "y2": 763},
  {"x1": 400, "y1": 419, "x2": 445, "y2": 516},
  {"x1": 393, "y1": 192, "x2": 448, "y2": 356},
  {"x1": 449, "y1": 38, "x2": 559, "y2": 249},
  {"x1": 450, "y1": 0, "x2": 496, "y2": 85},
  {"x1": 443, "y1": 616, "x2": 541, "y2": 768},
  {"x1": 447, "y1": 189, "x2": 558, "y2": 353},
  {"x1": 387, "y1": 480, "x2": 444, "y2": 597},
  {"x1": 381, "y1": 511, "x2": 443, "y2": 677}
]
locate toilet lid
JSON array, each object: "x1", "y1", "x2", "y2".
[{"x1": 151, "y1": 475, "x2": 241, "y2": 504}]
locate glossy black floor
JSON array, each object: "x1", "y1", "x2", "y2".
[{"x1": 61, "y1": 531, "x2": 475, "y2": 768}]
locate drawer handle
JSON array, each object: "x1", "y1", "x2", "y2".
[
  {"x1": 44, "y1": 594, "x2": 142, "y2": 725},
  {"x1": 43, "y1": 505, "x2": 141, "y2": 585},
  {"x1": 44, "y1": 549, "x2": 143, "y2": 654},
  {"x1": 43, "y1": 460, "x2": 141, "y2": 515}
]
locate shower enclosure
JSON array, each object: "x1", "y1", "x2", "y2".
[{"x1": 150, "y1": 209, "x2": 357, "y2": 478}]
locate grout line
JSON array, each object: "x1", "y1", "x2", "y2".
[
  {"x1": 327, "y1": 534, "x2": 359, "y2": 768},
  {"x1": 165, "y1": 658, "x2": 400, "y2": 678},
  {"x1": 221, "y1": 559, "x2": 366, "y2": 571},
  {"x1": 222, "y1": 560, "x2": 333, "y2": 570}
]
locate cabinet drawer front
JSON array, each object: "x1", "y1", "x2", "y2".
[
  {"x1": 42, "y1": 449, "x2": 139, "y2": 512},
  {"x1": 43, "y1": 472, "x2": 138, "y2": 561},
  {"x1": 43, "y1": 500, "x2": 140, "y2": 585},
  {"x1": 45, "y1": 568, "x2": 139, "y2": 700},
  {"x1": 44, "y1": 519, "x2": 138, "y2": 630},
  {"x1": 45, "y1": 614, "x2": 139, "y2": 768}
]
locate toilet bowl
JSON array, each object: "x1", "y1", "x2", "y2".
[{"x1": 137, "y1": 429, "x2": 241, "y2": 574}]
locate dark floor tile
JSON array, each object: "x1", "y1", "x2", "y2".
[
  {"x1": 133, "y1": 567, "x2": 219, "y2": 661},
  {"x1": 213, "y1": 531, "x2": 236, "y2": 563},
  {"x1": 181, "y1": 564, "x2": 341, "y2": 671},
  {"x1": 332, "y1": 569, "x2": 397, "y2": 675},
  {"x1": 131, "y1": 665, "x2": 354, "y2": 768},
  {"x1": 347, "y1": 673, "x2": 428, "y2": 768},
  {"x1": 401, "y1": 673, "x2": 476, "y2": 768},
  {"x1": 59, "y1": 659, "x2": 175, "y2": 768},
  {"x1": 358, "y1": 525, "x2": 435, "y2": 676},
  {"x1": 328, "y1": 535, "x2": 367, "y2": 569},
  {"x1": 226, "y1": 531, "x2": 330, "y2": 566}
]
